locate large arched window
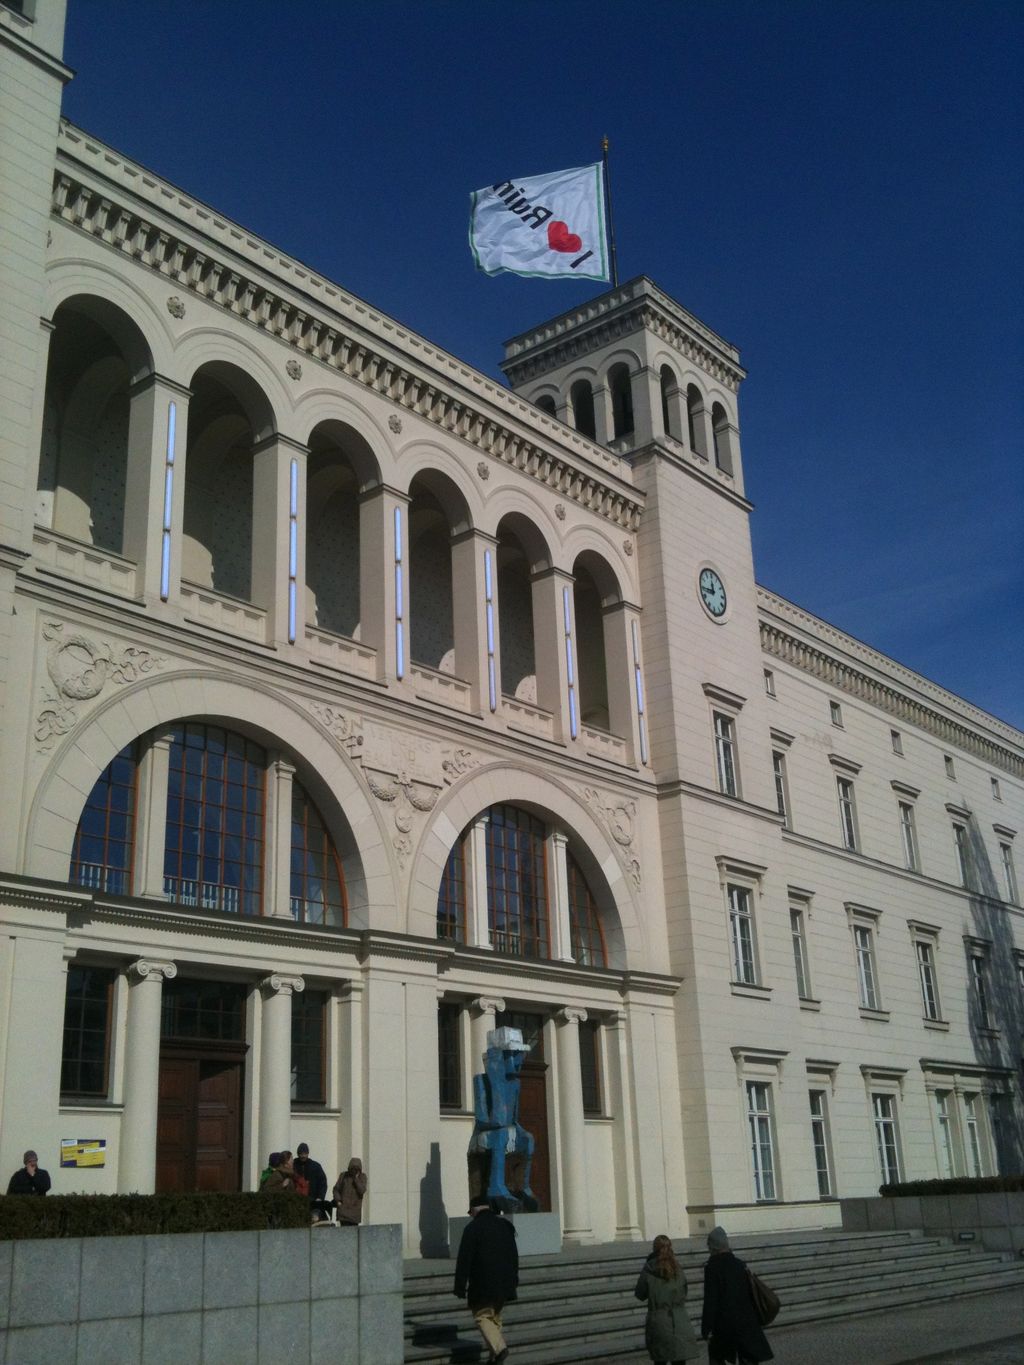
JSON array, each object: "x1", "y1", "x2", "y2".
[
  {"x1": 711, "y1": 402, "x2": 734, "y2": 475},
  {"x1": 567, "y1": 852, "x2": 607, "y2": 966},
  {"x1": 70, "y1": 742, "x2": 140, "y2": 894},
  {"x1": 608, "y1": 364, "x2": 634, "y2": 440},
  {"x1": 291, "y1": 780, "x2": 347, "y2": 925},
  {"x1": 535, "y1": 394, "x2": 557, "y2": 417},
  {"x1": 569, "y1": 379, "x2": 597, "y2": 440},
  {"x1": 437, "y1": 833, "x2": 467, "y2": 941},
  {"x1": 486, "y1": 806, "x2": 549, "y2": 958}
]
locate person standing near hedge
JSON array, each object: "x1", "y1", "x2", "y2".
[
  {"x1": 700, "y1": 1226, "x2": 774, "y2": 1364},
  {"x1": 635, "y1": 1234, "x2": 701, "y2": 1364},
  {"x1": 333, "y1": 1157, "x2": 367, "y2": 1226},
  {"x1": 6, "y1": 1150, "x2": 51, "y2": 1196},
  {"x1": 261, "y1": 1151, "x2": 296, "y2": 1194},
  {"x1": 293, "y1": 1142, "x2": 329, "y2": 1223}
]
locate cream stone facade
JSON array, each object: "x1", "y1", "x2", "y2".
[{"x1": 1, "y1": 1, "x2": 1021, "y2": 1257}]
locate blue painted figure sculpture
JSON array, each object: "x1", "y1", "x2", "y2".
[{"x1": 468, "y1": 1026, "x2": 537, "y2": 1213}]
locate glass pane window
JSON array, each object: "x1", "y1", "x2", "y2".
[
  {"x1": 1000, "y1": 843, "x2": 1019, "y2": 904},
  {"x1": 746, "y1": 1081, "x2": 777, "y2": 1201},
  {"x1": 988, "y1": 1095, "x2": 1005, "y2": 1175},
  {"x1": 164, "y1": 724, "x2": 266, "y2": 916},
  {"x1": 61, "y1": 966, "x2": 115, "y2": 1097},
  {"x1": 486, "y1": 807, "x2": 549, "y2": 959},
  {"x1": 855, "y1": 925, "x2": 880, "y2": 1010},
  {"x1": 438, "y1": 1003, "x2": 462, "y2": 1109},
  {"x1": 970, "y1": 954, "x2": 991, "y2": 1029},
  {"x1": 70, "y1": 743, "x2": 139, "y2": 895},
  {"x1": 579, "y1": 1020, "x2": 602, "y2": 1116},
  {"x1": 291, "y1": 989, "x2": 327, "y2": 1103},
  {"x1": 436, "y1": 836, "x2": 467, "y2": 941},
  {"x1": 916, "y1": 941, "x2": 940, "y2": 1020},
  {"x1": 891, "y1": 730, "x2": 903, "y2": 755},
  {"x1": 899, "y1": 803, "x2": 920, "y2": 872},
  {"x1": 873, "y1": 1093, "x2": 901, "y2": 1184},
  {"x1": 935, "y1": 1092, "x2": 957, "y2": 1179},
  {"x1": 790, "y1": 908, "x2": 811, "y2": 999},
  {"x1": 160, "y1": 978, "x2": 246, "y2": 1041},
  {"x1": 290, "y1": 781, "x2": 347, "y2": 926},
  {"x1": 773, "y1": 751, "x2": 789, "y2": 827},
  {"x1": 714, "y1": 713, "x2": 738, "y2": 796},
  {"x1": 964, "y1": 1094, "x2": 985, "y2": 1177},
  {"x1": 809, "y1": 1090, "x2": 833, "y2": 1197},
  {"x1": 567, "y1": 852, "x2": 608, "y2": 967},
  {"x1": 952, "y1": 823, "x2": 970, "y2": 887},
  {"x1": 729, "y1": 885, "x2": 757, "y2": 985},
  {"x1": 837, "y1": 778, "x2": 858, "y2": 851}
]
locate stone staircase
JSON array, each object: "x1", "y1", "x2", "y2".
[{"x1": 403, "y1": 1227, "x2": 1024, "y2": 1364}]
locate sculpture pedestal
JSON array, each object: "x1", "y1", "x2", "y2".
[{"x1": 449, "y1": 1211, "x2": 562, "y2": 1256}]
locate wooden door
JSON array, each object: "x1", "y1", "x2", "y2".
[
  {"x1": 156, "y1": 1049, "x2": 243, "y2": 1192},
  {"x1": 195, "y1": 1058, "x2": 242, "y2": 1192},
  {"x1": 517, "y1": 1059, "x2": 551, "y2": 1211},
  {"x1": 156, "y1": 1057, "x2": 196, "y2": 1192}
]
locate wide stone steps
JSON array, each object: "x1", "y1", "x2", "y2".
[{"x1": 403, "y1": 1228, "x2": 1024, "y2": 1364}]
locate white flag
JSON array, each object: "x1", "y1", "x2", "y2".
[{"x1": 469, "y1": 163, "x2": 610, "y2": 282}]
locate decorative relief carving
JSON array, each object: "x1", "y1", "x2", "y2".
[
  {"x1": 285, "y1": 358, "x2": 302, "y2": 381},
  {"x1": 309, "y1": 701, "x2": 365, "y2": 757},
  {"x1": 388, "y1": 414, "x2": 403, "y2": 434},
  {"x1": 580, "y1": 786, "x2": 642, "y2": 889},
  {"x1": 166, "y1": 296, "x2": 186, "y2": 319},
  {"x1": 35, "y1": 622, "x2": 164, "y2": 752},
  {"x1": 442, "y1": 747, "x2": 479, "y2": 785},
  {"x1": 476, "y1": 461, "x2": 490, "y2": 481},
  {"x1": 623, "y1": 538, "x2": 634, "y2": 556},
  {"x1": 365, "y1": 764, "x2": 441, "y2": 868},
  {"x1": 555, "y1": 503, "x2": 567, "y2": 520}
]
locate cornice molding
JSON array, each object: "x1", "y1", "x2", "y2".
[{"x1": 50, "y1": 141, "x2": 643, "y2": 535}]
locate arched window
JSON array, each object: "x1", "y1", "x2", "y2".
[
  {"x1": 608, "y1": 364, "x2": 634, "y2": 440},
  {"x1": 660, "y1": 366, "x2": 682, "y2": 440},
  {"x1": 567, "y1": 852, "x2": 607, "y2": 966},
  {"x1": 291, "y1": 780, "x2": 347, "y2": 925},
  {"x1": 686, "y1": 385, "x2": 706, "y2": 457},
  {"x1": 70, "y1": 742, "x2": 140, "y2": 894},
  {"x1": 486, "y1": 806, "x2": 549, "y2": 959},
  {"x1": 437, "y1": 834, "x2": 467, "y2": 941},
  {"x1": 535, "y1": 394, "x2": 557, "y2": 416},
  {"x1": 163, "y1": 724, "x2": 267, "y2": 915},
  {"x1": 570, "y1": 380, "x2": 597, "y2": 440},
  {"x1": 711, "y1": 402, "x2": 734, "y2": 475}
]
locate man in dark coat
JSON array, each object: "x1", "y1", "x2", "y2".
[
  {"x1": 292, "y1": 1142, "x2": 329, "y2": 1222},
  {"x1": 700, "y1": 1226, "x2": 773, "y2": 1364},
  {"x1": 453, "y1": 1201, "x2": 518, "y2": 1364},
  {"x1": 6, "y1": 1150, "x2": 51, "y2": 1196}
]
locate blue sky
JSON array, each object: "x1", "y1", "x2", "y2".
[{"x1": 61, "y1": 0, "x2": 1024, "y2": 728}]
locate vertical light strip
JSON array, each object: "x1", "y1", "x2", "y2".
[
  {"x1": 159, "y1": 399, "x2": 176, "y2": 601},
  {"x1": 484, "y1": 548, "x2": 497, "y2": 712},
  {"x1": 562, "y1": 584, "x2": 578, "y2": 740},
  {"x1": 287, "y1": 457, "x2": 298, "y2": 644},
  {"x1": 394, "y1": 505, "x2": 405, "y2": 679},
  {"x1": 631, "y1": 618, "x2": 649, "y2": 765}
]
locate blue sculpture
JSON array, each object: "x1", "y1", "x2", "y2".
[{"x1": 468, "y1": 1026, "x2": 537, "y2": 1213}]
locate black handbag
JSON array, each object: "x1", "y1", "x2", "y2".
[{"x1": 747, "y1": 1267, "x2": 780, "y2": 1326}]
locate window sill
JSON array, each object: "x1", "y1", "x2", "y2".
[
  {"x1": 730, "y1": 981, "x2": 772, "y2": 1001},
  {"x1": 977, "y1": 1026, "x2": 1001, "y2": 1040},
  {"x1": 291, "y1": 1104, "x2": 337, "y2": 1114},
  {"x1": 923, "y1": 1017, "x2": 950, "y2": 1031},
  {"x1": 859, "y1": 1007, "x2": 891, "y2": 1023},
  {"x1": 440, "y1": 1109, "x2": 474, "y2": 1120},
  {"x1": 798, "y1": 997, "x2": 822, "y2": 1012},
  {"x1": 59, "y1": 1099, "x2": 124, "y2": 1111}
]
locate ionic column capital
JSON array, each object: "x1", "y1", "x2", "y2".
[
  {"x1": 556, "y1": 1006, "x2": 588, "y2": 1027},
  {"x1": 471, "y1": 995, "x2": 505, "y2": 1018},
  {"x1": 129, "y1": 958, "x2": 177, "y2": 984},
  {"x1": 261, "y1": 972, "x2": 305, "y2": 998}
]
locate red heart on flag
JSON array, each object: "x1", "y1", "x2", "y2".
[{"x1": 547, "y1": 221, "x2": 582, "y2": 253}]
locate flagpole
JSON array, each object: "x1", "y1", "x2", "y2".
[{"x1": 601, "y1": 135, "x2": 619, "y2": 288}]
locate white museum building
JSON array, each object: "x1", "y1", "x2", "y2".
[{"x1": 1, "y1": 0, "x2": 1021, "y2": 1256}]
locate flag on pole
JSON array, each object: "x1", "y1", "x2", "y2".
[{"x1": 469, "y1": 163, "x2": 610, "y2": 282}]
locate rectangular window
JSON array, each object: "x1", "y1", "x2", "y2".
[
  {"x1": 746, "y1": 1081, "x2": 777, "y2": 1200},
  {"x1": 291, "y1": 990, "x2": 327, "y2": 1104},
  {"x1": 934, "y1": 1092, "x2": 957, "y2": 1178},
  {"x1": 944, "y1": 755, "x2": 956, "y2": 779},
  {"x1": 790, "y1": 908, "x2": 811, "y2": 999},
  {"x1": 837, "y1": 777, "x2": 858, "y2": 851},
  {"x1": 891, "y1": 729, "x2": 903, "y2": 756},
  {"x1": 773, "y1": 751, "x2": 790, "y2": 827},
  {"x1": 989, "y1": 1095, "x2": 1005, "y2": 1175},
  {"x1": 991, "y1": 777, "x2": 1001, "y2": 801},
  {"x1": 899, "y1": 802, "x2": 920, "y2": 872},
  {"x1": 61, "y1": 966, "x2": 115, "y2": 1098},
  {"x1": 763, "y1": 668, "x2": 776, "y2": 697},
  {"x1": 952, "y1": 823, "x2": 970, "y2": 888},
  {"x1": 579, "y1": 1020, "x2": 602, "y2": 1116},
  {"x1": 873, "y1": 1093, "x2": 901, "y2": 1184},
  {"x1": 438, "y1": 1003, "x2": 462, "y2": 1110},
  {"x1": 916, "y1": 941, "x2": 941, "y2": 1021},
  {"x1": 809, "y1": 1090, "x2": 834, "y2": 1197},
  {"x1": 970, "y1": 952, "x2": 991, "y2": 1030},
  {"x1": 855, "y1": 924, "x2": 880, "y2": 1010},
  {"x1": 714, "y1": 712, "x2": 738, "y2": 797},
  {"x1": 1000, "y1": 842, "x2": 1019, "y2": 904},
  {"x1": 963, "y1": 1094, "x2": 985, "y2": 1177},
  {"x1": 728, "y1": 884, "x2": 757, "y2": 985},
  {"x1": 829, "y1": 700, "x2": 843, "y2": 727}
]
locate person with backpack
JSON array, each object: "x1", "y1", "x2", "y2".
[
  {"x1": 635, "y1": 1234, "x2": 701, "y2": 1364},
  {"x1": 700, "y1": 1226, "x2": 774, "y2": 1364}
]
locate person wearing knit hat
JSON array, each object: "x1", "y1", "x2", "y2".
[
  {"x1": 6, "y1": 1149, "x2": 51, "y2": 1196},
  {"x1": 700, "y1": 1226, "x2": 774, "y2": 1363}
]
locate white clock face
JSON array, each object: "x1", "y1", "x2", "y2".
[{"x1": 699, "y1": 568, "x2": 727, "y2": 618}]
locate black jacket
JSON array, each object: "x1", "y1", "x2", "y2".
[
  {"x1": 453, "y1": 1210, "x2": 518, "y2": 1306},
  {"x1": 292, "y1": 1156, "x2": 327, "y2": 1202},
  {"x1": 7, "y1": 1166, "x2": 51, "y2": 1196},
  {"x1": 701, "y1": 1251, "x2": 773, "y2": 1362}
]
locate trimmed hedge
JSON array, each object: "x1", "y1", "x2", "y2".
[
  {"x1": 0, "y1": 1191, "x2": 310, "y2": 1241},
  {"x1": 880, "y1": 1175, "x2": 1024, "y2": 1197}
]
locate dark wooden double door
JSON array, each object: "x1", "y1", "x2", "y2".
[
  {"x1": 156, "y1": 1042, "x2": 245, "y2": 1192},
  {"x1": 496, "y1": 1010, "x2": 552, "y2": 1212}
]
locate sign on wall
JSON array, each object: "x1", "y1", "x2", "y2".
[{"x1": 60, "y1": 1138, "x2": 106, "y2": 1168}]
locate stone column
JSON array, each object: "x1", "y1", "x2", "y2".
[
  {"x1": 259, "y1": 973, "x2": 304, "y2": 1158},
  {"x1": 592, "y1": 382, "x2": 613, "y2": 447},
  {"x1": 531, "y1": 565, "x2": 577, "y2": 743},
  {"x1": 632, "y1": 365, "x2": 664, "y2": 446},
  {"x1": 263, "y1": 755, "x2": 296, "y2": 919},
  {"x1": 123, "y1": 373, "x2": 191, "y2": 604},
  {"x1": 467, "y1": 817, "x2": 492, "y2": 949},
  {"x1": 469, "y1": 996, "x2": 505, "y2": 1078},
  {"x1": 358, "y1": 485, "x2": 410, "y2": 683},
  {"x1": 119, "y1": 958, "x2": 177, "y2": 1193},
  {"x1": 547, "y1": 831, "x2": 575, "y2": 963},
  {"x1": 133, "y1": 731, "x2": 173, "y2": 898},
  {"x1": 555, "y1": 1006, "x2": 594, "y2": 1243},
  {"x1": 252, "y1": 434, "x2": 308, "y2": 646},
  {"x1": 451, "y1": 528, "x2": 498, "y2": 713},
  {"x1": 606, "y1": 1011, "x2": 642, "y2": 1240}
]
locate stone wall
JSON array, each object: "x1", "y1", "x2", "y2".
[
  {"x1": 0, "y1": 1224, "x2": 403, "y2": 1365},
  {"x1": 841, "y1": 1194, "x2": 1024, "y2": 1255}
]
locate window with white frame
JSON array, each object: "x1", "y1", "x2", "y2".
[
  {"x1": 728, "y1": 884, "x2": 758, "y2": 985},
  {"x1": 836, "y1": 776, "x2": 859, "y2": 851},
  {"x1": 763, "y1": 668, "x2": 776, "y2": 697},
  {"x1": 714, "y1": 711, "x2": 739, "y2": 797},
  {"x1": 999, "y1": 840, "x2": 1018, "y2": 904},
  {"x1": 991, "y1": 776, "x2": 1001, "y2": 801},
  {"x1": 891, "y1": 729, "x2": 903, "y2": 756},
  {"x1": 848, "y1": 911, "x2": 883, "y2": 1012},
  {"x1": 988, "y1": 1094, "x2": 1006, "y2": 1174},
  {"x1": 899, "y1": 801, "x2": 920, "y2": 872},
  {"x1": 872, "y1": 1092, "x2": 902, "y2": 1184},
  {"x1": 963, "y1": 1093, "x2": 986, "y2": 1177},
  {"x1": 829, "y1": 700, "x2": 843, "y2": 727},
  {"x1": 773, "y1": 750, "x2": 790, "y2": 827},
  {"x1": 933, "y1": 1091, "x2": 958, "y2": 1178},
  {"x1": 746, "y1": 1081, "x2": 778, "y2": 1200},
  {"x1": 967, "y1": 944, "x2": 992, "y2": 1030},
  {"x1": 915, "y1": 938, "x2": 941, "y2": 1021},
  {"x1": 808, "y1": 1089, "x2": 834, "y2": 1197},
  {"x1": 791, "y1": 906, "x2": 812, "y2": 999},
  {"x1": 944, "y1": 755, "x2": 956, "y2": 779},
  {"x1": 952, "y1": 821, "x2": 971, "y2": 888}
]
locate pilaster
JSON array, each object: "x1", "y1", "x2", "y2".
[
  {"x1": 123, "y1": 373, "x2": 191, "y2": 603},
  {"x1": 259, "y1": 971, "x2": 304, "y2": 1158},
  {"x1": 555, "y1": 1006, "x2": 594, "y2": 1243},
  {"x1": 119, "y1": 958, "x2": 177, "y2": 1193}
]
